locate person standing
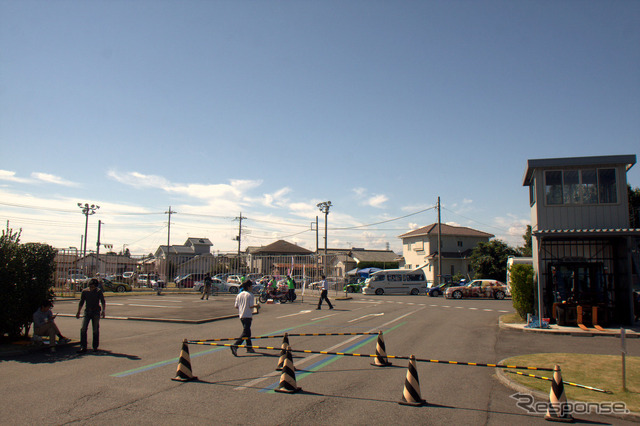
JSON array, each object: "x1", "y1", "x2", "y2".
[
  {"x1": 287, "y1": 276, "x2": 296, "y2": 302},
  {"x1": 201, "y1": 272, "x2": 213, "y2": 300},
  {"x1": 317, "y1": 275, "x2": 334, "y2": 310},
  {"x1": 76, "y1": 278, "x2": 106, "y2": 354},
  {"x1": 33, "y1": 301, "x2": 70, "y2": 352},
  {"x1": 230, "y1": 280, "x2": 256, "y2": 356}
]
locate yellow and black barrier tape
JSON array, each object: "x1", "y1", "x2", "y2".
[
  {"x1": 505, "y1": 370, "x2": 611, "y2": 394},
  {"x1": 186, "y1": 341, "x2": 554, "y2": 371},
  {"x1": 189, "y1": 332, "x2": 379, "y2": 342}
]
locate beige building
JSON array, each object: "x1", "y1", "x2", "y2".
[
  {"x1": 523, "y1": 154, "x2": 639, "y2": 325},
  {"x1": 399, "y1": 223, "x2": 493, "y2": 283}
]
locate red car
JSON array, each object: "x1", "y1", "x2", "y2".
[{"x1": 445, "y1": 279, "x2": 507, "y2": 300}]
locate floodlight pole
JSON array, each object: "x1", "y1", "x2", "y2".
[
  {"x1": 317, "y1": 201, "x2": 332, "y2": 276},
  {"x1": 77, "y1": 203, "x2": 100, "y2": 272}
]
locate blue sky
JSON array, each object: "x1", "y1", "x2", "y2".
[{"x1": 1, "y1": 0, "x2": 639, "y2": 255}]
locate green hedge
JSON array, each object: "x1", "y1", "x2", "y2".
[
  {"x1": 0, "y1": 228, "x2": 56, "y2": 339},
  {"x1": 510, "y1": 263, "x2": 535, "y2": 319}
]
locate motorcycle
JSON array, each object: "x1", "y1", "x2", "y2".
[{"x1": 258, "y1": 287, "x2": 292, "y2": 304}]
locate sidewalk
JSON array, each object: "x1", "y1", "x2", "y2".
[{"x1": 500, "y1": 320, "x2": 640, "y2": 337}]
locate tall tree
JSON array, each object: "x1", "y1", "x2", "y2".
[
  {"x1": 518, "y1": 225, "x2": 532, "y2": 256},
  {"x1": 470, "y1": 240, "x2": 518, "y2": 282}
]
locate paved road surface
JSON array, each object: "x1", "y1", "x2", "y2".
[{"x1": 1, "y1": 293, "x2": 637, "y2": 425}]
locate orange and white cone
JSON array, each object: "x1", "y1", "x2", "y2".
[
  {"x1": 276, "y1": 333, "x2": 290, "y2": 371},
  {"x1": 371, "y1": 331, "x2": 392, "y2": 367},
  {"x1": 275, "y1": 346, "x2": 302, "y2": 393},
  {"x1": 545, "y1": 365, "x2": 573, "y2": 422},
  {"x1": 171, "y1": 339, "x2": 198, "y2": 382},
  {"x1": 398, "y1": 355, "x2": 426, "y2": 406}
]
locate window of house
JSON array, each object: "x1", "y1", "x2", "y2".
[
  {"x1": 545, "y1": 171, "x2": 563, "y2": 205},
  {"x1": 581, "y1": 169, "x2": 598, "y2": 204},
  {"x1": 529, "y1": 176, "x2": 536, "y2": 206},
  {"x1": 598, "y1": 168, "x2": 617, "y2": 204},
  {"x1": 563, "y1": 170, "x2": 580, "y2": 204},
  {"x1": 457, "y1": 241, "x2": 463, "y2": 247},
  {"x1": 544, "y1": 167, "x2": 618, "y2": 206}
]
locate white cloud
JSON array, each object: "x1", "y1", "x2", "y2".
[
  {"x1": 107, "y1": 170, "x2": 170, "y2": 189},
  {"x1": 31, "y1": 172, "x2": 79, "y2": 187},
  {"x1": 367, "y1": 194, "x2": 388, "y2": 208},
  {"x1": 0, "y1": 170, "x2": 32, "y2": 183}
]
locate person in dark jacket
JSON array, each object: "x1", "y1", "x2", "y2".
[{"x1": 76, "y1": 278, "x2": 106, "y2": 354}]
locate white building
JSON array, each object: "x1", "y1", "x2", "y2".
[{"x1": 399, "y1": 223, "x2": 494, "y2": 283}]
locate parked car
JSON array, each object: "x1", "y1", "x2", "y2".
[
  {"x1": 137, "y1": 273, "x2": 165, "y2": 288},
  {"x1": 343, "y1": 278, "x2": 365, "y2": 293},
  {"x1": 427, "y1": 280, "x2": 467, "y2": 297},
  {"x1": 176, "y1": 273, "x2": 207, "y2": 288},
  {"x1": 361, "y1": 269, "x2": 427, "y2": 296},
  {"x1": 102, "y1": 278, "x2": 132, "y2": 293},
  {"x1": 227, "y1": 274, "x2": 244, "y2": 284},
  {"x1": 193, "y1": 278, "x2": 225, "y2": 293},
  {"x1": 444, "y1": 279, "x2": 507, "y2": 300}
]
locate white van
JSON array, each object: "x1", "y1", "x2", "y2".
[{"x1": 362, "y1": 269, "x2": 427, "y2": 295}]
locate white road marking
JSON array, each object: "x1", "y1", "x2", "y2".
[
  {"x1": 127, "y1": 304, "x2": 182, "y2": 308},
  {"x1": 134, "y1": 298, "x2": 183, "y2": 303},
  {"x1": 276, "y1": 310, "x2": 312, "y2": 319},
  {"x1": 234, "y1": 307, "x2": 424, "y2": 391},
  {"x1": 312, "y1": 313, "x2": 337, "y2": 320},
  {"x1": 348, "y1": 313, "x2": 384, "y2": 323}
]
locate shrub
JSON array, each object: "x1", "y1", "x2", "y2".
[
  {"x1": 0, "y1": 227, "x2": 56, "y2": 339},
  {"x1": 510, "y1": 263, "x2": 535, "y2": 319}
]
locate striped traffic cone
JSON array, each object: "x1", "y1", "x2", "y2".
[
  {"x1": 276, "y1": 333, "x2": 290, "y2": 371},
  {"x1": 274, "y1": 346, "x2": 302, "y2": 393},
  {"x1": 371, "y1": 331, "x2": 392, "y2": 367},
  {"x1": 171, "y1": 339, "x2": 198, "y2": 382},
  {"x1": 545, "y1": 365, "x2": 574, "y2": 422},
  {"x1": 398, "y1": 355, "x2": 427, "y2": 406}
]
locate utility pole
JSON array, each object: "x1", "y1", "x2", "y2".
[
  {"x1": 234, "y1": 213, "x2": 247, "y2": 255},
  {"x1": 317, "y1": 201, "x2": 332, "y2": 276},
  {"x1": 437, "y1": 196, "x2": 442, "y2": 286},
  {"x1": 77, "y1": 203, "x2": 99, "y2": 273},
  {"x1": 165, "y1": 206, "x2": 176, "y2": 284},
  {"x1": 95, "y1": 220, "x2": 102, "y2": 275}
]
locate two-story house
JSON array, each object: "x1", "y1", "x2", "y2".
[
  {"x1": 399, "y1": 223, "x2": 494, "y2": 283},
  {"x1": 522, "y1": 154, "x2": 639, "y2": 325}
]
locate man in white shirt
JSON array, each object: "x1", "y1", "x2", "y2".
[
  {"x1": 231, "y1": 280, "x2": 257, "y2": 356},
  {"x1": 317, "y1": 275, "x2": 334, "y2": 310}
]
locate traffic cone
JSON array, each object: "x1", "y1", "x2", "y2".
[
  {"x1": 171, "y1": 339, "x2": 198, "y2": 382},
  {"x1": 398, "y1": 355, "x2": 427, "y2": 406},
  {"x1": 545, "y1": 365, "x2": 574, "y2": 422},
  {"x1": 276, "y1": 333, "x2": 290, "y2": 371},
  {"x1": 371, "y1": 331, "x2": 392, "y2": 367},
  {"x1": 274, "y1": 346, "x2": 302, "y2": 393}
]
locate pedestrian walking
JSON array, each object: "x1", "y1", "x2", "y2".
[
  {"x1": 76, "y1": 278, "x2": 106, "y2": 354},
  {"x1": 201, "y1": 272, "x2": 213, "y2": 300},
  {"x1": 230, "y1": 280, "x2": 257, "y2": 356},
  {"x1": 317, "y1": 275, "x2": 334, "y2": 310}
]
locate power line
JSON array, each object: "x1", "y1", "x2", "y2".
[{"x1": 332, "y1": 205, "x2": 436, "y2": 230}]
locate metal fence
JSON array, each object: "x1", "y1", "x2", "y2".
[{"x1": 53, "y1": 250, "x2": 347, "y2": 294}]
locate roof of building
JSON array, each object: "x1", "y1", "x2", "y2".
[
  {"x1": 348, "y1": 249, "x2": 400, "y2": 263},
  {"x1": 398, "y1": 223, "x2": 494, "y2": 239},
  {"x1": 185, "y1": 237, "x2": 213, "y2": 246},
  {"x1": 522, "y1": 154, "x2": 636, "y2": 186},
  {"x1": 249, "y1": 240, "x2": 314, "y2": 255}
]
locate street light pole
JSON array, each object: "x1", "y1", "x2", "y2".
[
  {"x1": 77, "y1": 203, "x2": 100, "y2": 273},
  {"x1": 317, "y1": 201, "x2": 332, "y2": 277}
]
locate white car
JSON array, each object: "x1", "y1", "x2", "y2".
[{"x1": 194, "y1": 279, "x2": 240, "y2": 294}]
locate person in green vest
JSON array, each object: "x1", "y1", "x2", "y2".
[
  {"x1": 287, "y1": 276, "x2": 296, "y2": 302},
  {"x1": 269, "y1": 276, "x2": 278, "y2": 297}
]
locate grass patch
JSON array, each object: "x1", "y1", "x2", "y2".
[
  {"x1": 500, "y1": 313, "x2": 526, "y2": 324},
  {"x1": 503, "y1": 353, "x2": 640, "y2": 412}
]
